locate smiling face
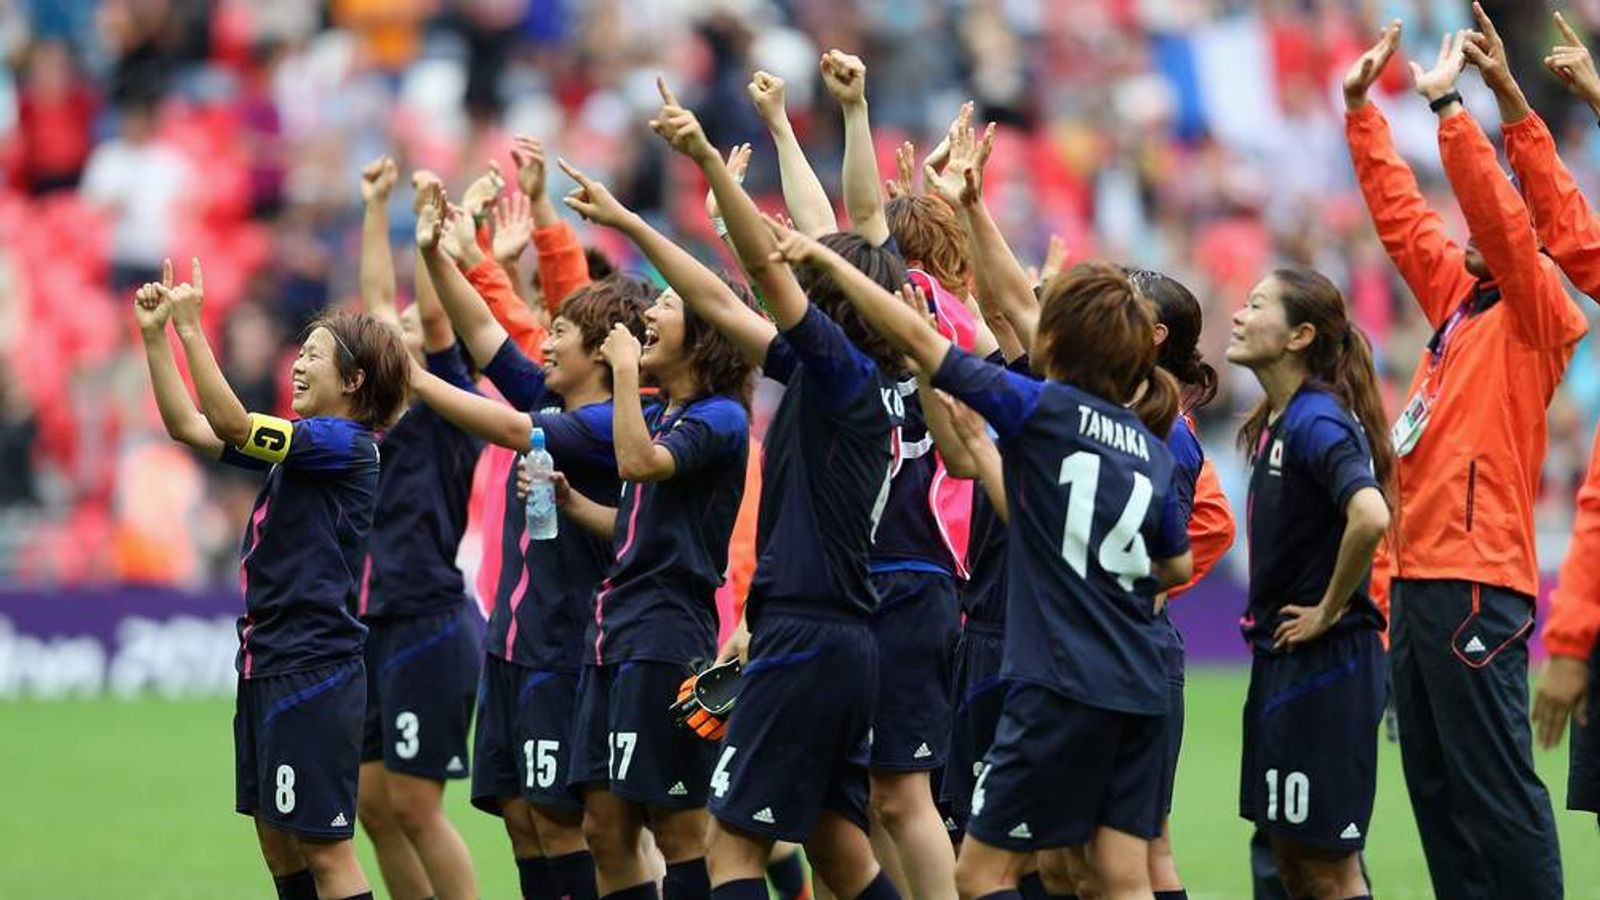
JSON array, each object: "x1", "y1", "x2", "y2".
[
  {"x1": 292, "y1": 327, "x2": 359, "y2": 418},
  {"x1": 539, "y1": 314, "x2": 603, "y2": 396},
  {"x1": 641, "y1": 289, "x2": 687, "y2": 377},
  {"x1": 1226, "y1": 275, "x2": 1307, "y2": 370}
]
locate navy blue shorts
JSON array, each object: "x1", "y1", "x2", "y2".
[
  {"x1": 235, "y1": 658, "x2": 365, "y2": 839},
  {"x1": 1571, "y1": 638, "x2": 1600, "y2": 814},
  {"x1": 942, "y1": 623, "x2": 1006, "y2": 827},
  {"x1": 868, "y1": 568, "x2": 959, "y2": 770},
  {"x1": 472, "y1": 656, "x2": 582, "y2": 814},
  {"x1": 569, "y1": 660, "x2": 716, "y2": 808},
  {"x1": 966, "y1": 682, "x2": 1165, "y2": 851},
  {"x1": 708, "y1": 606, "x2": 878, "y2": 843},
  {"x1": 361, "y1": 606, "x2": 483, "y2": 781},
  {"x1": 1159, "y1": 637, "x2": 1186, "y2": 817},
  {"x1": 1239, "y1": 628, "x2": 1386, "y2": 852}
]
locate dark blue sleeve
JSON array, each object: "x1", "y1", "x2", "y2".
[
  {"x1": 481, "y1": 337, "x2": 549, "y2": 411},
  {"x1": 1006, "y1": 354, "x2": 1034, "y2": 376},
  {"x1": 1301, "y1": 414, "x2": 1381, "y2": 509},
  {"x1": 1165, "y1": 418, "x2": 1203, "y2": 529},
  {"x1": 763, "y1": 334, "x2": 800, "y2": 385},
  {"x1": 532, "y1": 403, "x2": 617, "y2": 472},
  {"x1": 426, "y1": 344, "x2": 478, "y2": 395},
  {"x1": 777, "y1": 305, "x2": 879, "y2": 414},
  {"x1": 283, "y1": 418, "x2": 375, "y2": 473},
  {"x1": 930, "y1": 345, "x2": 1042, "y2": 441},
  {"x1": 657, "y1": 397, "x2": 748, "y2": 477},
  {"x1": 218, "y1": 445, "x2": 270, "y2": 471},
  {"x1": 1147, "y1": 486, "x2": 1192, "y2": 560}
]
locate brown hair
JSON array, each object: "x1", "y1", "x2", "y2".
[
  {"x1": 1036, "y1": 262, "x2": 1179, "y2": 436},
  {"x1": 794, "y1": 232, "x2": 906, "y2": 371},
  {"x1": 307, "y1": 310, "x2": 410, "y2": 431},
  {"x1": 683, "y1": 272, "x2": 762, "y2": 407},
  {"x1": 1236, "y1": 268, "x2": 1396, "y2": 501},
  {"x1": 559, "y1": 272, "x2": 655, "y2": 357},
  {"x1": 1125, "y1": 268, "x2": 1218, "y2": 411},
  {"x1": 886, "y1": 195, "x2": 971, "y2": 295}
]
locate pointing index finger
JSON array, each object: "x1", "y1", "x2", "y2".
[
  {"x1": 1472, "y1": 2, "x2": 1500, "y2": 44},
  {"x1": 556, "y1": 157, "x2": 592, "y2": 188},
  {"x1": 657, "y1": 76, "x2": 680, "y2": 108},
  {"x1": 1557, "y1": 11, "x2": 1585, "y2": 47},
  {"x1": 190, "y1": 258, "x2": 203, "y2": 293}
]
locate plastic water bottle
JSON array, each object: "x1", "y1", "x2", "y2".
[{"x1": 524, "y1": 427, "x2": 558, "y2": 540}]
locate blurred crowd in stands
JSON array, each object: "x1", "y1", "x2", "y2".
[{"x1": 3, "y1": 0, "x2": 1600, "y2": 586}]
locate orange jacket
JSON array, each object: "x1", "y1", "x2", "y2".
[
  {"x1": 535, "y1": 221, "x2": 593, "y2": 315},
  {"x1": 1170, "y1": 458, "x2": 1236, "y2": 598},
  {"x1": 1503, "y1": 112, "x2": 1600, "y2": 660},
  {"x1": 1346, "y1": 104, "x2": 1586, "y2": 601},
  {"x1": 465, "y1": 257, "x2": 548, "y2": 355}
]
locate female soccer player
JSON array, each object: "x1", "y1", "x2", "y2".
[
  {"x1": 1226, "y1": 268, "x2": 1393, "y2": 900},
  {"x1": 135, "y1": 258, "x2": 408, "y2": 900},
  {"x1": 408, "y1": 181, "x2": 652, "y2": 900},
  {"x1": 776, "y1": 234, "x2": 1194, "y2": 900},
  {"x1": 348, "y1": 156, "x2": 485, "y2": 900},
  {"x1": 648, "y1": 79, "x2": 905, "y2": 900}
]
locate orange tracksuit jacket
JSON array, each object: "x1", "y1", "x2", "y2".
[
  {"x1": 1347, "y1": 105, "x2": 1587, "y2": 615},
  {"x1": 1171, "y1": 458, "x2": 1236, "y2": 598},
  {"x1": 1504, "y1": 111, "x2": 1600, "y2": 661}
]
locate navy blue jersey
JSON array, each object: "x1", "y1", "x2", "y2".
[
  {"x1": 361, "y1": 345, "x2": 485, "y2": 619},
  {"x1": 1157, "y1": 412, "x2": 1205, "y2": 653},
  {"x1": 590, "y1": 395, "x2": 748, "y2": 665},
  {"x1": 1243, "y1": 386, "x2": 1385, "y2": 654},
  {"x1": 958, "y1": 353, "x2": 1028, "y2": 625},
  {"x1": 479, "y1": 338, "x2": 620, "y2": 670},
  {"x1": 224, "y1": 416, "x2": 380, "y2": 678},
  {"x1": 748, "y1": 306, "x2": 896, "y2": 619},
  {"x1": 870, "y1": 376, "x2": 953, "y2": 574},
  {"x1": 932, "y1": 347, "x2": 1188, "y2": 715}
]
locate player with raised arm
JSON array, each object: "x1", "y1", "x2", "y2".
[
  {"x1": 1226, "y1": 268, "x2": 1393, "y2": 900},
  {"x1": 135, "y1": 258, "x2": 408, "y2": 900},
  {"x1": 350, "y1": 156, "x2": 484, "y2": 900},
  {"x1": 409, "y1": 179, "x2": 652, "y2": 900},
  {"x1": 649, "y1": 77, "x2": 907, "y2": 900}
]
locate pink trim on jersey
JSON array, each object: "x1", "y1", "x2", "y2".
[
  {"x1": 502, "y1": 530, "x2": 533, "y2": 660},
  {"x1": 908, "y1": 269, "x2": 978, "y2": 578},
  {"x1": 593, "y1": 482, "x2": 647, "y2": 665},
  {"x1": 238, "y1": 497, "x2": 271, "y2": 678},
  {"x1": 358, "y1": 553, "x2": 373, "y2": 616},
  {"x1": 473, "y1": 447, "x2": 517, "y2": 614}
]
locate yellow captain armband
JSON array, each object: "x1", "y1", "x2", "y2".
[{"x1": 239, "y1": 413, "x2": 294, "y2": 464}]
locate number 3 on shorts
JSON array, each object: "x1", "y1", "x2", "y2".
[
  {"x1": 710, "y1": 745, "x2": 737, "y2": 798},
  {"x1": 608, "y1": 731, "x2": 638, "y2": 781},
  {"x1": 275, "y1": 764, "x2": 296, "y2": 814}
]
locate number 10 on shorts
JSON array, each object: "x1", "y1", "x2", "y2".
[{"x1": 1264, "y1": 768, "x2": 1309, "y2": 825}]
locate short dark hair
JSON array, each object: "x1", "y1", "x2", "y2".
[
  {"x1": 307, "y1": 310, "x2": 410, "y2": 430},
  {"x1": 794, "y1": 232, "x2": 905, "y2": 371},
  {"x1": 560, "y1": 273, "x2": 656, "y2": 355},
  {"x1": 683, "y1": 272, "x2": 761, "y2": 407}
]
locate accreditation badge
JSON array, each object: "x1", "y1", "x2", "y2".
[{"x1": 1391, "y1": 390, "x2": 1430, "y2": 457}]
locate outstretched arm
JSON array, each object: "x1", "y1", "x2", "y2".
[
  {"x1": 562, "y1": 158, "x2": 777, "y2": 363},
  {"x1": 416, "y1": 182, "x2": 513, "y2": 368},
  {"x1": 166, "y1": 259, "x2": 250, "y2": 447},
  {"x1": 748, "y1": 72, "x2": 837, "y2": 238},
  {"x1": 940, "y1": 390, "x2": 1008, "y2": 522},
  {"x1": 134, "y1": 280, "x2": 224, "y2": 457},
  {"x1": 821, "y1": 51, "x2": 890, "y2": 246},
  {"x1": 359, "y1": 155, "x2": 401, "y2": 330},
  {"x1": 410, "y1": 361, "x2": 533, "y2": 452}
]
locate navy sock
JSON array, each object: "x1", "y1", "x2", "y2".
[
  {"x1": 852, "y1": 871, "x2": 902, "y2": 900},
  {"x1": 547, "y1": 850, "x2": 599, "y2": 900},
  {"x1": 711, "y1": 878, "x2": 770, "y2": 900},
  {"x1": 1016, "y1": 872, "x2": 1047, "y2": 900},
  {"x1": 975, "y1": 892, "x2": 1022, "y2": 900},
  {"x1": 273, "y1": 870, "x2": 318, "y2": 900},
  {"x1": 1155, "y1": 892, "x2": 1188, "y2": 900},
  {"x1": 518, "y1": 856, "x2": 551, "y2": 900},
  {"x1": 603, "y1": 882, "x2": 661, "y2": 900},
  {"x1": 766, "y1": 850, "x2": 807, "y2": 900},
  {"x1": 663, "y1": 858, "x2": 711, "y2": 900}
]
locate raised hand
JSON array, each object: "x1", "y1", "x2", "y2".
[
  {"x1": 886, "y1": 140, "x2": 917, "y2": 199},
  {"x1": 510, "y1": 136, "x2": 547, "y2": 202},
  {"x1": 706, "y1": 144, "x2": 751, "y2": 221},
  {"x1": 1463, "y1": 3, "x2": 1515, "y2": 94},
  {"x1": 133, "y1": 281, "x2": 172, "y2": 333},
  {"x1": 746, "y1": 71, "x2": 788, "y2": 126},
  {"x1": 599, "y1": 321, "x2": 641, "y2": 371},
  {"x1": 820, "y1": 49, "x2": 866, "y2": 105},
  {"x1": 460, "y1": 163, "x2": 506, "y2": 219},
  {"x1": 411, "y1": 169, "x2": 444, "y2": 216},
  {"x1": 1410, "y1": 30, "x2": 1470, "y2": 104},
  {"x1": 437, "y1": 204, "x2": 481, "y2": 264},
  {"x1": 161, "y1": 257, "x2": 205, "y2": 334},
  {"x1": 763, "y1": 212, "x2": 823, "y2": 267},
  {"x1": 415, "y1": 180, "x2": 447, "y2": 249},
  {"x1": 1548, "y1": 12, "x2": 1600, "y2": 109},
  {"x1": 491, "y1": 190, "x2": 533, "y2": 264},
  {"x1": 1039, "y1": 234, "x2": 1070, "y2": 285},
  {"x1": 927, "y1": 115, "x2": 995, "y2": 208},
  {"x1": 361, "y1": 155, "x2": 399, "y2": 205},
  {"x1": 559, "y1": 158, "x2": 635, "y2": 228},
  {"x1": 648, "y1": 77, "x2": 716, "y2": 162},
  {"x1": 1343, "y1": 20, "x2": 1402, "y2": 110}
]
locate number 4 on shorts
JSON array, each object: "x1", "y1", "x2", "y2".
[{"x1": 710, "y1": 745, "x2": 737, "y2": 798}]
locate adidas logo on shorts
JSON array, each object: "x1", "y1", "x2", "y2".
[
  {"x1": 1341, "y1": 822, "x2": 1363, "y2": 840},
  {"x1": 668, "y1": 782, "x2": 688, "y2": 796},
  {"x1": 1008, "y1": 822, "x2": 1033, "y2": 840},
  {"x1": 1464, "y1": 635, "x2": 1487, "y2": 654},
  {"x1": 913, "y1": 743, "x2": 933, "y2": 759},
  {"x1": 752, "y1": 807, "x2": 776, "y2": 824},
  {"x1": 330, "y1": 812, "x2": 349, "y2": 828},
  {"x1": 446, "y1": 756, "x2": 465, "y2": 773}
]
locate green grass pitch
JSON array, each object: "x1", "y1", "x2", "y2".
[{"x1": 3, "y1": 667, "x2": 1597, "y2": 898}]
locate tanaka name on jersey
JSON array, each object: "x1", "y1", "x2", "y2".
[{"x1": 1077, "y1": 404, "x2": 1150, "y2": 462}]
